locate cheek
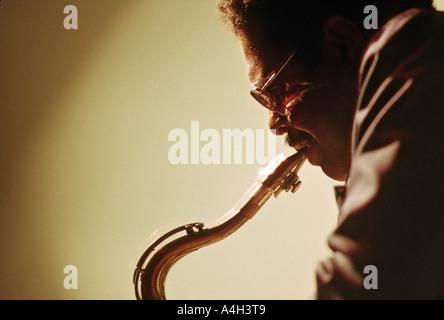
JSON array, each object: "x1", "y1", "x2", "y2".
[
  {"x1": 287, "y1": 85, "x2": 336, "y2": 133},
  {"x1": 288, "y1": 82, "x2": 354, "y2": 147}
]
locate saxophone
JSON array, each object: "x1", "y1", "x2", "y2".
[{"x1": 133, "y1": 149, "x2": 307, "y2": 300}]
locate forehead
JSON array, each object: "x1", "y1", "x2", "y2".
[{"x1": 239, "y1": 30, "x2": 297, "y2": 85}]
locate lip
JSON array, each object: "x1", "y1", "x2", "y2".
[
  {"x1": 285, "y1": 130, "x2": 315, "y2": 152},
  {"x1": 274, "y1": 127, "x2": 288, "y2": 135}
]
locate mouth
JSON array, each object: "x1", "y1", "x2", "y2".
[{"x1": 285, "y1": 130, "x2": 315, "y2": 152}]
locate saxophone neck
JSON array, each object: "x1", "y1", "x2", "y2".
[{"x1": 133, "y1": 150, "x2": 307, "y2": 300}]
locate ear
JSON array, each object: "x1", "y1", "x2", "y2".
[{"x1": 322, "y1": 16, "x2": 364, "y2": 72}]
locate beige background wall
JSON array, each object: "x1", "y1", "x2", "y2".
[{"x1": 1, "y1": 0, "x2": 442, "y2": 299}]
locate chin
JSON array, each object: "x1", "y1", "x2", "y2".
[
  {"x1": 321, "y1": 166, "x2": 347, "y2": 182},
  {"x1": 306, "y1": 145, "x2": 348, "y2": 181}
]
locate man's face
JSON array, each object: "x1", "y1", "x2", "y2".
[{"x1": 240, "y1": 26, "x2": 360, "y2": 181}]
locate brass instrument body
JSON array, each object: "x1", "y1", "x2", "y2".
[{"x1": 133, "y1": 150, "x2": 306, "y2": 300}]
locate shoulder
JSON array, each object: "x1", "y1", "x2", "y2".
[
  {"x1": 361, "y1": 9, "x2": 441, "y2": 67},
  {"x1": 353, "y1": 9, "x2": 444, "y2": 151}
]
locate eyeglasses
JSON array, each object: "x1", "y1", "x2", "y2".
[{"x1": 250, "y1": 47, "x2": 307, "y2": 114}]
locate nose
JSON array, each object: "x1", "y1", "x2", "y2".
[{"x1": 268, "y1": 111, "x2": 290, "y2": 135}]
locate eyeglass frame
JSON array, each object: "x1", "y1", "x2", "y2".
[{"x1": 250, "y1": 47, "x2": 302, "y2": 113}]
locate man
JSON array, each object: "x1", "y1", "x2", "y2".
[{"x1": 218, "y1": 0, "x2": 444, "y2": 299}]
